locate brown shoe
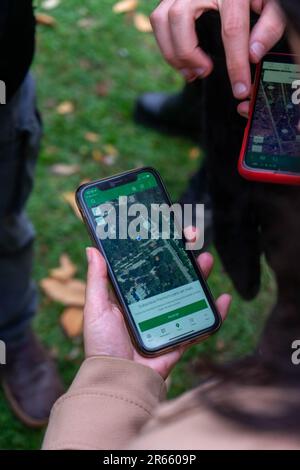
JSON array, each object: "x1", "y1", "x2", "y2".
[{"x1": 0, "y1": 330, "x2": 64, "y2": 428}]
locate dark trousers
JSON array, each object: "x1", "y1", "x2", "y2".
[{"x1": 0, "y1": 74, "x2": 41, "y2": 343}]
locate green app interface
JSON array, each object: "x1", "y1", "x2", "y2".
[
  {"x1": 83, "y1": 172, "x2": 216, "y2": 350},
  {"x1": 246, "y1": 57, "x2": 300, "y2": 173}
]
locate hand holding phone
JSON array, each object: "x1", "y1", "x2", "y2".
[
  {"x1": 77, "y1": 168, "x2": 229, "y2": 357},
  {"x1": 84, "y1": 246, "x2": 231, "y2": 378}
]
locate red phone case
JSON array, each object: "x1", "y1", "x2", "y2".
[{"x1": 238, "y1": 53, "x2": 300, "y2": 185}]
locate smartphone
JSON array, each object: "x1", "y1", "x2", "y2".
[
  {"x1": 76, "y1": 167, "x2": 221, "y2": 357},
  {"x1": 239, "y1": 53, "x2": 300, "y2": 185}
]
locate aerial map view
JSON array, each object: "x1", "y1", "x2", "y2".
[
  {"x1": 93, "y1": 185, "x2": 198, "y2": 305},
  {"x1": 248, "y1": 62, "x2": 300, "y2": 158}
]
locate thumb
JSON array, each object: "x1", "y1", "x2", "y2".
[{"x1": 85, "y1": 247, "x2": 110, "y2": 315}]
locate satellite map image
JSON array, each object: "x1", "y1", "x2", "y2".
[
  {"x1": 95, "y1": 186, "x2": 198, "y2": 305},
  {"x1": 248, "y1": 65, "x2": 300, "y2": 158}
]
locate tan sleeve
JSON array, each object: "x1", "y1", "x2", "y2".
[{"x1": 42, "y1": 356, "x2": 166, "y2": 450}]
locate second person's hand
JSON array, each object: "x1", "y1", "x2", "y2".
[{"x1": 150, "y1": 0, "x2": 286, "y2": 100}]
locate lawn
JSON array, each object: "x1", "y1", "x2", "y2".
[{"x1": 0, "y1": 0, "x2": 276, "y2": 449}]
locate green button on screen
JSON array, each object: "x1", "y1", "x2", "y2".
[{"x1": 138, "y1": 299, "x2": 208, "y2": 332}]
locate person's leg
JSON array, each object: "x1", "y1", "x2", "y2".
[
  {"x1": 0, "y1": 74, "x2": 63, "y2": 427},
  {"x1": 0, "y1": 75, "x2": 38, "y2": 343}
]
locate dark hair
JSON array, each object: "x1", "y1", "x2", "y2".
[{"x1": 280, "y1": 0, "x2": 300, "y2": 33}]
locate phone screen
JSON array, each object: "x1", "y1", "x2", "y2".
[
  {"x1": 245, "y1": 54, "x2": 300, "y2": 174},
  {"x1": 82, "y1": 170, "x2": 218, "y2": 351}
]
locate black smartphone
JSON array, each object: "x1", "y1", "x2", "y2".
[
  {"x1": 239, "y1": 53, "x2": 300, "y2": 185},
  {"x1": 76, "y1": 167, "x2": 221, "y2": 357}
]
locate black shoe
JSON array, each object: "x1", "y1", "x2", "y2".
[
  {"x1": 134, "y1": 82, "x2": 203, "y2": 142},
  {"x1": 179, "y1": 164, "x2": 213, "y2": 252},
  {"x1": 1, "y1": 330, "x2": 64, "y2": 428}
]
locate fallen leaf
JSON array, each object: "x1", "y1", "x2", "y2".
[
  {"x1": 92, "y1": 149, "x2": 103, "y2": 162},
  {"x1": 133, "y1": 13, "x2": 152, "y2": 32},
  {"x1": 60, "y1": 307, "x2": 83, "y2": 338},
  {"x1": 50, "y1": 254, "x2": 77, "y2": 282},
  {"x1": 216, "y1": 339, "x2": 225, "y2": 352},
  {"x1": 40, "y1": 278, "x2": 86, "y2": 306},
  {"x1": 95, "y1": 81, "x2": 111, "y2": 97},
  {"x1": 56, "y1": 101, "x2": 75, "y2": 115},
  {"x1": 113, "y1": 0, "x2": 138, "y2": 14},
  {"x1": 188, "y1": 147, "x2": 201, "y2": 160},
  {"x1": 42, "y1": 0, "x2": 60, "y2": 10},
  {"x1": 103, "y1": 144, "x2": 119, "y2": 156},
  {"x1": 78, "y1": 17, "x2": 96, "y2": 29},
  {"x1": 45, "y1": 146, "x2": 59, "y2": 155},
  {"x1": 36, "y1": 12, "x2": 56, "y2": 27},
  {"x1": 50, "y1": 164, "x2": 80, "y2": 176},
  {"x1": 103, "y1": 155, "x2": 117, "y2": 166},
  {"x1": 62, "y1": 191, "x2": 82, "y2": 219},
  {"x1": 79, "y1": 58, "x2": 93, "y2": 70},
  {"x1": 84, "y1": 132, "x2": 100, "y2": 143}
]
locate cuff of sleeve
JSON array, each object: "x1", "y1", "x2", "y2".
[{"x1": 42, "y1": 356, "x2": 166, "y2": 450}]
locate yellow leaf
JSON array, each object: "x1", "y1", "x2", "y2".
[
  {"x1": 133, "y1": 13, "x2": 152, "y2": 33},
  {"x1": 56, "y1": 101, "x2": 75, "y2": 115},
  {"x1": 62, "y1": 191, "x2": 82, "y2": 219},
  {"x1": 42, "y1": 0, "x2": 60, "y2": 10},
  {"x1": 60, "y1": 307, "x2": 83, "y2": 338},
  {"x1": 40, "y1": 278, "x2": 86, "y2": 307},
  {"x1": 92, "y1": 149, "x2": 103, "y2": 162},
  {"x1": 84, "y1": 132, "x2": 100, "y2": 143},
  {"x1": 50, "y1": 254, "x2": 77, "y2": 282},
  {"x1": 50, "y1": 164, "x2": 80, "y2": 176},
  {"x1": 188, "y1": 147, "x2": 201, "y2": 160},
  {"x1": 36, "y1": 12, "x2": 56, "y2": 27},
  {"x1": 113, "y1": 0, "x2": 138, "y2": 14},
  {"x1": 103, "y1": 144, "x2": 119, "y2": 156}
]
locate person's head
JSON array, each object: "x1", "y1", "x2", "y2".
[{"x1": 279, "y1": 0, "x2": 300, "y2": 55}]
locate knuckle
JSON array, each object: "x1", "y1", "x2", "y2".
[
  {"x1": 169, "y1": 4, "x2": 183, "y2": 22},
  {"x1": 222, "y1": 17, "x2": 244, "y2": 39},
  {"x1": 150, "y1": 9, "x2": 160, "y2": 26},
  {"x1": 177, "y1": 50, "x2": 194, "y2": 63}
]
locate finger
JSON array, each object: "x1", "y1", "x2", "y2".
[
  {"x1": 237, "y1": 100, "x2": 250, "y2": 118},
  {"x1": 215, "y1": 293, "x2": 232, "y2": 322},
  {"x1": 196, "y1": 252, "x2": 214, "y2": 279},
  {"x1": 150, "y1": 0, "x2": 177, "y2": 69},
  {"x1": 168, "y1": 0, "x2": 214, "y2": 79},
  {"x1": 184, "y1": 225, "x2": 201, "y2": 246},
  {"x1": 250, "y1": 0, "x2": 264, "y2": 15},
  {"x1": 250, "y1": 0, "x2": 286, "y2": 63},
  {"x1": 220, "y1": 0, "x2": 251, "y2": 98},
  {"x1": 85, "y1": 247, "x2": 110, "y2": 315}
]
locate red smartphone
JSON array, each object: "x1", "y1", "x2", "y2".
[{"x1": 239, "y1": 53, "x2": 300, "y2": 185}]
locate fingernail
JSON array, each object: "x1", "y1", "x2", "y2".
[
  {"x1": 180, "y1": 68, "x2": 197, "y2": 82},
  {"x1": 194, "y1": 67, "x2": 207, "y2": 77},
  {"x1": 233, "y1": 82, "x2": 248, "y2": 98},
  {"x1": 86, "y1": 247, "x2": 93, "y2": 263},
  {"x1": 250, "y1": 41, "x2": 265, "y2": 60}
]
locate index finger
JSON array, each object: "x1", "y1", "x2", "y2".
[{"x1": 220, "y1": 0, "x2": 251, "y2": 98}]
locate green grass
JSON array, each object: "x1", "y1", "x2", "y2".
[{"x1": 0, "y1": 0, "x2": 276, "y2": 449}]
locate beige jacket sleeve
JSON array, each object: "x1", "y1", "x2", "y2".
[{"x1": 42, "y1": 356, "x2": 166, "y2": 450}]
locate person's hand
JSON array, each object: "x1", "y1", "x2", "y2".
[
  {"x1": 237, "y1": 100, "x2": 251, "y2": 119},
  {"x1": 84, "y1": 233, "x2": 231, "y2": 380},
  {"x1": 150, "y1": 0, "x2": 285, "y2": 99}
]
